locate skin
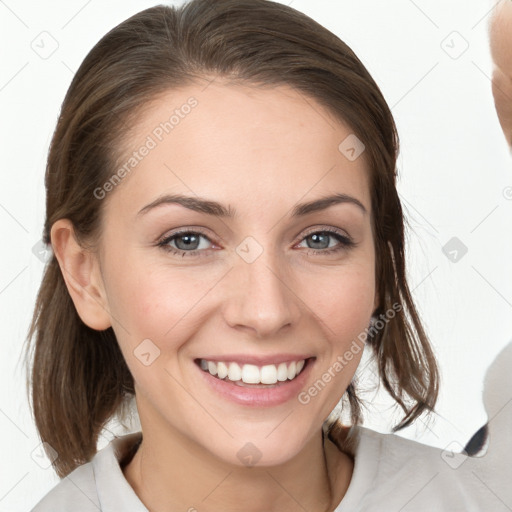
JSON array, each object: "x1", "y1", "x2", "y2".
[
  {"x1": 489, "y1": 0, "x2": 512, "y2": 147},
  {"x1": 51, "y1": 80, "x2": 378, "y2": 511}
]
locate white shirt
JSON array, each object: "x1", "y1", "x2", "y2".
[{"x1": 30, "y1": 425, "x2": 510, "y2": 511}]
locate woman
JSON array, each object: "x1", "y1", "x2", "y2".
[{"x1": 26, "y1": 0, "x2": 487, "y2": 510}]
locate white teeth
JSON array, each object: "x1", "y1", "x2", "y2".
[
  {"x1": 277, "y1": 363, "x2": 288, "y2": 382},
  {"x1": 242, "y1": 364, "x2": 260, "y2": 384},
  {"x1": 260, "y1": 364, "x2": 278, "y2": 384},
  {"x1": 207, "y1": 361, "x2": 217, "y2": 376},
  {"x1": 228, "y1": 362, "x2": 242, "y2": 381},
  {"x1": 217, "y1": 361, "x2": 228, "y2": 379},
  {"x1": 287, "y1": 361, "x2": 296, "y2": 380},
  {"x1": 199, "y1": 358, "x2": 307, "y2": 384}
]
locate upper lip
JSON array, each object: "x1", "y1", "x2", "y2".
[{"x1": 195, "y1": 354, "x2": 315, "y2": 366}]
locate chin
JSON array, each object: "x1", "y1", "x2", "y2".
[{"x1": 202, "y1": 429, "x2": 314, "y2": 469}]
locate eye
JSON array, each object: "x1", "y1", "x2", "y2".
[
  {"x1": 156, "y1": 227, "x2": 356, "y2": 258},
  {"x1": 157, "y1": 230, "x2": 214, "y2": 257},
  {"x1": 296, "y1": 229, "x2": 356, "y2": 256}
]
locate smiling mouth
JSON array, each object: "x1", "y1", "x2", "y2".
[{"x1": 194, "y1": 357, "x2": 313, "y2": 387}]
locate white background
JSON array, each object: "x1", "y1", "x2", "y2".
[{"x1": 1, "y1": 0, "x2": 511, "y2": 510}]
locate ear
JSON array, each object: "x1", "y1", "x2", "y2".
[{"x1": 50, "y1": 219, "x2": 112, "y2": 330}]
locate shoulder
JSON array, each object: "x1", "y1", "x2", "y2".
[
  {"x1": 30, "y1": 432, "x2": 144, "y2": 512},
  {"x1": 30, "y1": 460, "x2": 99, "y2": 511},
  {"x1": 336, "y1": 426, "x2": 506, "y2": 512}
]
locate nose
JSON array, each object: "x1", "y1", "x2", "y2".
[{"x1": 222, "y1": 244, "x2": 301, "y2": 339}]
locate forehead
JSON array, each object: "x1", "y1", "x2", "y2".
[{"x1": 108, "y1": 80, "x2": 372, "y2": 219}]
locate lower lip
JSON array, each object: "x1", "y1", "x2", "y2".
[{"x1": 195, "y1": 358, "x2": 315, "y2": 407}]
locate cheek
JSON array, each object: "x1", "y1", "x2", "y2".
[
  {"x1": 105, "y1": 267, "x2": 204, "y2": 391},
  {"x1": 300, "y1": 262, "x2": 376, "y2": 338},
  {"x1": 105, "y1": 255, "x2": 210, "y2": 335}
]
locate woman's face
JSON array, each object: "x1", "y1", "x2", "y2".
[{"x1": 96, "y1": 81, "x2": 378, "y2": 466}]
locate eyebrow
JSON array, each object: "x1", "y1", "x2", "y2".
[{"x1": 137, "y1": 192, "x2": 368, "y2": 218}]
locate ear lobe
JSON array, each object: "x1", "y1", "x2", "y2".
[{"x1": 50, "y1": 219, "x2": 112, "y2": 331}]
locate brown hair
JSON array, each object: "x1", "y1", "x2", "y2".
[{"x1": 24, "y1": 0, "x2": 439, "y2": 478}]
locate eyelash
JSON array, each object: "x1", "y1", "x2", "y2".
[{"x1": 156, "y1": 227, "x2": 356, "y2": 258}]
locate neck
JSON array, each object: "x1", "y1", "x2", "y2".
[{"x1": 123, "y1": 423, "x2": 353, "y2": 512}]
